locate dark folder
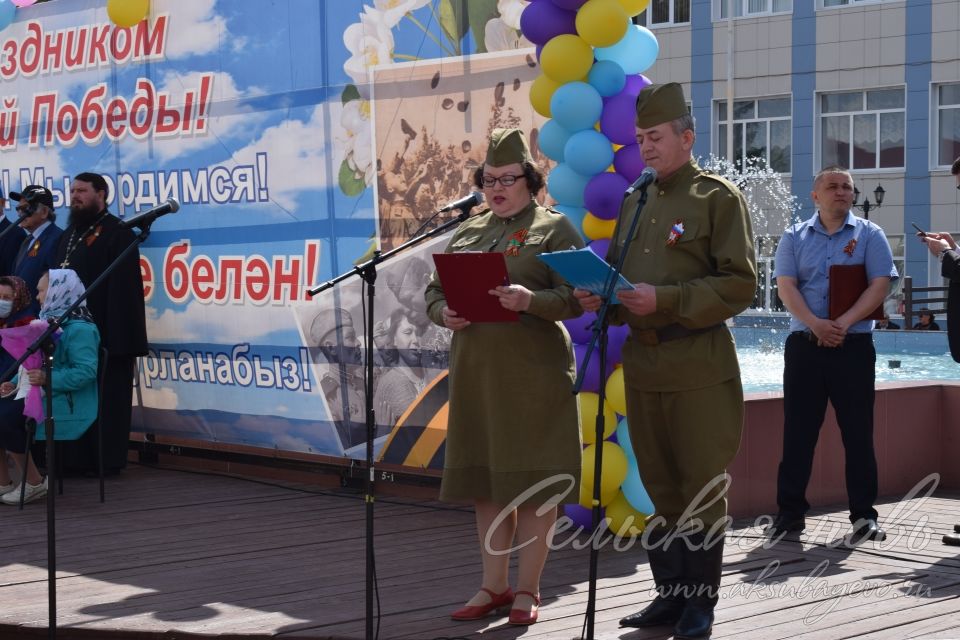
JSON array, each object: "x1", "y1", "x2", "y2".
[
  {"x1": 828, "y1": 264, "x2": 884, "y2": 321},
  {"x1": 432, "y1": 253, "x2": 519, "y2": 323}
]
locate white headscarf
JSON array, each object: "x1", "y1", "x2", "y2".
[{"x1": 39, "y1": 268, "x2": 94, "y2": 322}]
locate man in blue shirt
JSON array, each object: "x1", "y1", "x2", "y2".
[{"x1": 770, "y1": 166, "x2": 897, "y2": 542}]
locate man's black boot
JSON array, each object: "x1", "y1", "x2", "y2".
[
  {"x1": 674, "y1": 533, "x2": 724, "y2": 639},
  {"x1": 620, "y1": 528, "x2": 686, "y2": 628}
]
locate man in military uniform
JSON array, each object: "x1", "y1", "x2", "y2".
[
  {"x1": 308, "y1": 306, "x2": 367, "y2": 449},
  {"x1": 575, "y1": 83, "x2": 756, "y2": 639}
]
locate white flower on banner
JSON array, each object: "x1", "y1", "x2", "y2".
[
  {"x1": 485, "y1": 17, "x2": 533, "y2": 52},
  {"x1": 339, "y1": 99, "x2": 375, "y2": 185},
  {"x1": 373, "y1": 0, "x2": 432, "y2": 29},
  {"x1": 497, "y1": 0, "x2": 528, "y2": 31},
  {"x1": 343, "y1": 6, "x2": 395, "y2": 86}
]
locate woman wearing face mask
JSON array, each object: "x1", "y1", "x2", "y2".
[
  {"x1": 0, "y1": 269, "x2": 100, "y2": 505},
  {"x1": 0, "y1": 276, "x2": 42, "y2": 501}
]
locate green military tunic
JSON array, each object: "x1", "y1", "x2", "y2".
[
  {"x1": 609, "y1": 159, "x2": 757, "y2": 391},
  {"x1": 609, "y1": 158, "x2": 757, "y2": 527},
  {"x1": 425, "y1": 201, "x2": 584, "y2": 506}
]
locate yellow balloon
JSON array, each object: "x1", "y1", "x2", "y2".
[
  {"x1": 616, "y1": 0, "x2": 651, "y2": 17},
  {"x1": 605, "y1": 367, "x2": 627, "y2": 416},
  {"x1": 530, "y1": 74, "x2": 561, "y2": 118},
  {"x1": 576, "y1": 0, "x2": 629, "y2": 48},
  {"x1": 605, "y1": 491, "x2": 648, "y2": 537},
  {"x1": 582, "y1": 213, "x2": 617, "y2": 240},
  {"x1": 579, "y1": 441, "x2": 628, "y2": 507},
  {"x1": 540, "y1": 34, "x2": 594, "y2": 83},
  {"x1": 578, "y1": 391, "x2": 617, "y2": 444},
  {"x1": 107, "y1": 0, "x2": 149, "y2": 28}
]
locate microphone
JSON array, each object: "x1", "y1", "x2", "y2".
[
  {"x1": 624, "y1": 167, "x2": 658, "y2": 196},
  {"x1": 120, "y1": 198, "x2": 180, "y2": 229},
  {"x1": 438, "y1": 191, "x2": 484, "y2": 213}
]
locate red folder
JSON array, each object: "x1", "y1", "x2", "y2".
[
  {"x1": 432, "y1": 253, "x2": 519, "y2": 323},
  {"x1": 828, "y1": 264, "x2": 884, "y2": 320}
]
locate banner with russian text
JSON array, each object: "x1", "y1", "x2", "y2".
[{"x1": 0, "y1": 0, "x2": 543, "y2": 466}]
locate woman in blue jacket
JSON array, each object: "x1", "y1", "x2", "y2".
[{"x1": 1, "y1": 268, "x2": 100, "y2": 505}]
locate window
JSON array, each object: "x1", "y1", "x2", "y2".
[
  {"x1": 819, "y1": 89, "x2": 904, "y2": 170},
  {"x1": 633, "y1": 0, "x2": 690, "y2": 26},
  {"x1": 716, "y1": 97, "x2": 792, "y2": 173},
  {"x1": 819, "y1": 0, "x2": 886, "y2": 7},
  {"x1": 935, "y1": 83, "x2": 960, "y2": 168},
  {"x1": 715, "y1": 0, "x2": 792, "y2": 19}
]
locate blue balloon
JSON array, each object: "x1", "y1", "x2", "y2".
[
  {"x1": 564, "y1": 129, "x2": 614, "y2": 177},
  {"x1": 552, "y1": 204, "x2": 588, "y2": 235},
  {"x1": 550, "y1": 81, "x2": 603, "y2": 132},
  {"x1": 547, "y1": 163, "x2": 590, "y2": 207},
  {"x1": 539, "y1": 119, "x2": 571, "y2": 162},
  {"x1": 595, "y1": 25, "x2": 659, "y2": 75},
  {"x1": 622, "y1": 456, "x2": 655, "y2": 515},
  {"x1": 615, "y1": 417, "x2": 632, "y2": 453},
  {"x1": 588, "y1": 60, "x2": 626, "y2": 97},
  {"x1": 0, "y1": 1, "x2": 15, "y2": 30}
]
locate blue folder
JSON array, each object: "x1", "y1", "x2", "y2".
[{"x1": 537, "y1": 247, "x2": 634, "y2": 303}]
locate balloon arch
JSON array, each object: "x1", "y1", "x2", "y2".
[{"x1": 521, "y1": 0, "x2": 660, "y2": 536}]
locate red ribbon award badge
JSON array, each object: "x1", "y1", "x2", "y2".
[
  {"x1": 504, "y1": 228, "x2": 528, "y2": 256},
  {"x1": 666, "y1": 220, "x2": 685, "y2": 246}
]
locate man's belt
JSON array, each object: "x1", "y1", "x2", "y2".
[{"x1": 632, "y1": 323, "x2": 723, "y2": 346}]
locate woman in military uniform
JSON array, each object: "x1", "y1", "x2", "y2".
[{"x1": 425, "y1": 128, "x2": 583, "y2": 626}]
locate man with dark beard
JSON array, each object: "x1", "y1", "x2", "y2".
[{"x1": 56, "y1": 172, "x2": 147, "y2": 475}]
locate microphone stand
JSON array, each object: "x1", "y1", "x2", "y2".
[
  {"x1": 572, "y1": 186, "x2": 650, "y2": 640},
  {"x1": 0, "y1": 220, "x2": 156, "y2": 640},
  {"x1": 0, "y1": 212, "x2": 31, "y2": 243},
  {"x1": 307, "y1": 204, "x2": 478, "y2": 640}
]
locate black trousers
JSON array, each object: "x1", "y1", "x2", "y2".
[{"x1": 776, "y1": 332, "x2": 879, "y2": 523}]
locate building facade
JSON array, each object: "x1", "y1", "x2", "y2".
[{"x1": 635, "y1": 0, "x2": 959, "y2": 309}]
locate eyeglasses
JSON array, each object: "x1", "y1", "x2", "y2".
[{"x1": 481, "y1": 174, "x2": 525, "y2": 187}]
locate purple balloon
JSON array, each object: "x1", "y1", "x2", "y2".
[
  {"x1": 606, "y1": 324, "x2": 629, "y2": 365},
  {"x1": 614, "y1": 144, "x2": 645, "y2": 182},
  {"x1": 574, "y1": 343, "x2": 602, "y2": 392},
  {"x1": 584, "y1": 172, "x2": 629, "y2": 220},
  {"x1": 600, "y1": 92, "x2": 640, "y2": 146},
  {"x1": 563, "y1": 311, "x2": 596, "y2": 344},
  {"x1": 623, "y1": 73, "x2": 653, "y2": 97},
  {"x1": 551, "y1": 0, "x2": 589, "y2": 9},
  {"x1": 520, "y1": 1, "x2": 577, "y2": 46},
  {"x1": 564, "y1": 503, "x2": 600, "y2": 530},
  {"x1": 588, "y1": 238, "x2": 611, "y2": 259}
]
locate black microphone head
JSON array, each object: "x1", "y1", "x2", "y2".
[
  {"x1": 472, "y1": 191, "x2": 484, "y2": 206},
  {"x1": 641, "y1": 167, "x2": 657, "y2": 180},
  {"x1": 167, "y1": 198, "x2": 181, "y2": 213}
]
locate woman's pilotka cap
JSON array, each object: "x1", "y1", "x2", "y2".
[
  {"x1": 635, "y1": 82, "x2": 688, "y2": 128},
  {"x1": 485, "y1": 128, "x2": 533, "y2": 167}
]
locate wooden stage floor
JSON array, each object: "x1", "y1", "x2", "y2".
[{"x1": 2, "y1": 464, "x2": 960, "y2": 639}]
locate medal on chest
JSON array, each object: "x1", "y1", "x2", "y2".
[
  {"x1": 504, "y1": 228, "x2": 529, "y2": 257},
  {"x1": 666, "y1": 219, "x2": 685, "y2": 246}
]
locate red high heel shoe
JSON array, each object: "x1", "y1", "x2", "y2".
[
  {"x1": 508, "y1": 590, "x2": 541, "y2": 625},
  {"x1": 450, "y1": 587, "x2": 514, "y2": 621}
]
